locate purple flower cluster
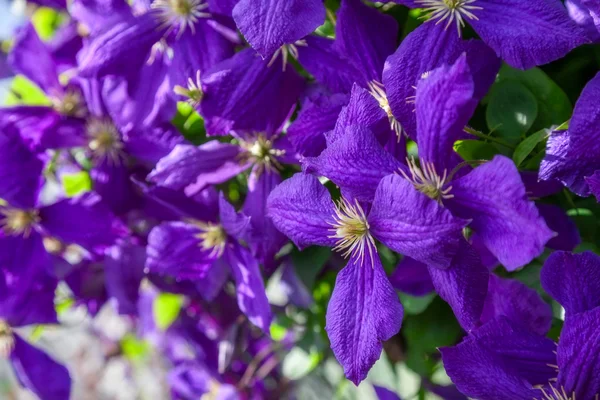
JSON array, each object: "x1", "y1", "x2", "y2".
[{"x1": 0, "y1": 0, "x2": 599, "y2": 398}]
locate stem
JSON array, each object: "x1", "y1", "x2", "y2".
[{"x1": 463, "y1": 127, "x2": 516, "y2": 149}]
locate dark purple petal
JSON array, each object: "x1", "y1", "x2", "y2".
[
  {"x1": 287, "y1": 92, "x2": 348, "y2": 157},
  {"x1": 10, "y1": 335, "x2": 71, "y2": 400},
  {"x1": 325, "y1": 255, "x2": 403, "y2": 385},
  {"x1": 8, "y1": 23, "x2": 62, "y2": 95},
  {"x1": 521, "y1": 171, "x2": 564, "y2": 198},
  {"x1": 389, "y1": 257, "x2": 434, "y2": 297},
  {"x1": 540, "y1": 73, "x2": 600, "y2": 196},
  {"x1": 586, "y1": 170, "x2": 600, "y2": 201},
  {"x1": 266, "y1": 173, "x2": 337, "y2": 250},
  {"x1": 481, "y1": 275, "x2": 552, "y2": 336},
  {"x1": 448, "y1": 156, "x2": 553, "y2": 270},
  {"x1": 441, "y1": 319, "x2": 555, "y2": 400},
  {"x1": 374, "y1": 386, "x2": 401, "y2": 400},
  {"x1": 225, "y1": 244, "x2": 272, "y2": 332},
  {"x1": 415, "y1": 53, "x2": 477, "y2": 173},
  {"x1": 427, "y1": 241, "x2": 488, "y2": 331},
  {"x1": 232, "y1": 0, "x2": 325, "y2": 58},
  {"x1": 334, "y1": 0, "x2": 398, "y2": 83},
  {"x1": 0, "y1": 125, "x2": 43, "y2": 209},
  {"x1": 471, "y1": 0, "x2": 589, "y2": 69},
  {"x1": 39, "y1": 192, "x2": 125, "y2": 251},
  {"x1": 541, "y1": 251, "x2": 600, "y2": 315},
  {"x1": 105, "y1": 241, "x2": 146, "y2": 315},
  {"x1": 369, "y1": 174, "x2": 468, "y2": 269},
  {"x1": 146, "y1": 221, "x2": 219, "y2": 279},
  {"x1": 537, "y1": 203, "x2": 581, "y2": 251},
  {"x1": 304, "y1": 126, "x2": 403, "y2": 202},
  {"x1": 219, "y1": 192, "x2": 251, "y2": 241},
  {"x1": 65, "y1": 261, "x2": 108, "y2": 316},
  {"x1": 148, "y1": 142, "x2": 247, "y2": 195},
  {"x1": 201, "y1": 48, "x2": 304, "y2": 136},
  {"x1": 91, "y1": 161, "x2": 139, "y2": 215},
  {"x1": 556, "y1": 307, "x2": 600, "y2": 398}
]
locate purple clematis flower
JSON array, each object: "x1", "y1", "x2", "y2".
[
  {"x1": 0, "y1": 264, "x2": 71, "y2": 400},
  {"x1": 305, "y1": 54, "x2": 553, "y2": 270},
  {"x1": 267, "y1": 171, "x2": 479, "y2": 384},
  {"x1": 146, "y1": 192, "x2": 272, "y2": 332},
  {"x1": 387, "y1": 0, "x2": 588, "y2": 69},
  {"x1": 540, "y1": 71, "x2": 600, "y2": 202},
  {"x1": 442, "y1": 251, "x2": 600, "y2": 400},
  {"x1": 0, "y1": 125, "x2": 125, "y2": 281}
]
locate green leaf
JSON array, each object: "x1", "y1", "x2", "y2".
[
  {"x1": 31, "y1": 8, "x2": 62, "y2": 40},
  {"x1": 292, "y1": 246, "x2": 332, "y2": 290},
  {"x1": 453, "y1": 140, "x2": 500, "y2": 161},
  {"x1": 4, "y1": 76, "x2": 52, "y2": 106},
  {"x1": 512, "y1": 129, "x2": 549, "y2": 167},
  {"x1": 486, "y1": 80, "x2": 538, "y2": 144},
  {"x1": 496, "y1": 65, "x2": 572, "y2": 131},
  {"x1": 121, "y1": 334, "x2": 151, "y2": 360},
  {"x1": 172, "y1": 102, "x2": 206, "y2": 144},
  {"x1": 153, "y1": 293, "x2": 184, "y2": 330},
  {"x1": 399, "y1": 293, "x2": 436, "y2": 315},
  {"x1": 62, "y1": 171, "x2": 92, "y2": 197}
]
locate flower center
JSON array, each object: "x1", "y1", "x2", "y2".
[
  {"x1": 399, "y1": 158, "x2": 453, "y2": 204},
  {"x1": 238, "y1": 134, "x2": 286, "y2": 174},
  {"x1": 174, "y1": 70, "x2": 203, "y2": 107},
  {"x1": 0, "y1": 207, "x2": 39, "y2": 237},
  {"x1": 152, "y1": 0, "x2": 210, "y2": 37},
  {"x1": 329, "y1": 198, "x2": 376, "y2": 265},
  {"x1": 87, "y1": 118, "x2": 124, "y2": 165},
  {"x1": 0, "y1": 320, "x2": 14, "y2": 358},
  {"x1": 268, "y1": 40, "x2": 307, "y2": 71},
  {"x1": 52, "y1": 89, "x2": 87, "y2": 118},
  {"x1": 368, "y1": 81, "x2": 403, "y2": 141},
  {"x1": 415, "y1": 0, "x2": 482, "y2": 36},
  {"x1": 189, "y1": 220, "x2": 227, "y2": 258},
  {"x1": 534, "y1": 385, "x2": 597, "y2": 400}
]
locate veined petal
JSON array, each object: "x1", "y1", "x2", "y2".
[
  {"x1": 232, "y1": 0, "x2": 325, "y2": 58},
  {"x1": 304, "y1": 126, "x2": 403, "y2": 202},
  {"x1": 427, "y1": 240, "x2": 488, "y2": 331},
  {"x1": 556, "y1": 307, "x2": 600, "y2": 398},
  {"x1": 369, "y1": 174, "x2": 468, "y2": 269},
  {"x1": 325, "y1": 255, "x2": 403, "y2": 385},
  {"x1": 447, "y1": 156, "x2": 553, "y2": 270},
  {"x1": 541, "y1": 251, "x2": 600, "y2": 316},
  {"x1": 266, "y1": 173, "x2": 337, "y2": 249},
  {"x1": 415, "y1": 53, "x2": 477, "y2": 173},
  {"x1": 10, "y1": 335, "x2": 71, "y2": 400},
  {"x1": 472, "y1": 0, "x2": 589, "y2": 69},
  {"x1": 481, "y1": 275, "x2": 552, "y2": 336},
  {"x1": 225, "y1": 244, "x2": 272, "y2": 333}
]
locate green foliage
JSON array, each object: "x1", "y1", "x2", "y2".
[
  {"x1": 62, "y1": 171, "x2": 93, "y2": 197},
  {"x1": 153, "y1": 293, "x2": 184, "y2": 331}
]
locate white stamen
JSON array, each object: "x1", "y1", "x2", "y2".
[
  {"x1": 238, "y1": 134, "x2": 286, "y2": 176},
  {"x1": 51, "y1": 89, "x2": 87, "y2": 118},
  {"x1": 0, "y1": 208, "x2": 39, "y2": 237},
  {"x1": 368, "y1": 81, "x2": 404, "y2": 141},
  {"x1": 174, "y1": 70, "x2": 203, "y2": 107},
  {"x1": 399, "y1": 157, "x2": 453, "y2": 204},
  {"x1": 0, "y1": 320, "x2": 14, "y2": 358},
  {"x1": 268, "y1": 40, "x2": 307, "y2": 71},
  {"x1": 328, "y1": 198, "x2": 376, "y2": 266},
  {"x1": 86, "y1": 118, "x2": 125, "y2": 166},
  {"x1": 416, "y1": 0, "x2": 482, "y2": 36},
  {"x1": 152, "y1": 0, "x2": 210, "y2": 38},
  {"x1": 188, "y1": 220, "x2": 227, "y2": 258}
]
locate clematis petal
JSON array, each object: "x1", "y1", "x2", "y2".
[
  {"x1": 374, "y1": 386, "x2": 401, "y2": 400},
  {"x1": 287, "y1": 92, "x2": 348, "y2": 157},
  {"x1": 383, "y1": 22, "x2": 500, "y2": 139},
  {"x1": 10, "y1": 335, "x2": 71, "y2": 400},
  {"x1": 219, "y1": 192, "x2": 252, "y2": 241},
  {"x1": 540, "y1": 72, "x2": 600, "y2": 196},
  {"x1": 536, "y1": 203, "x2": 581, "y2": 251},
  {"x1": 415, "y1": 53, "x2": 477, "y2": 173},
  {"x1": 369, "y1": 174, "x2": 468, "y2": 269},
  {"x1": 148, "y1": 142, "x2": 248, "y2": 195},
  {"x1": 586, "y1": 170, "x2": 600, "y2": 201},
  {"x1": 69, "y1": 0, "x2": 134, "y2": 36},
  {"x1": 0, "y1": 125, "x2": 43, "y2": 209},
  {"x1": 325, "y1": 255, "x2": 403, "y2": 385},
  {"x1": 556, "y1": 307, "x2": 600, "y2": 398},
  {"x1": 91, "y1": 160, "x2": 139, "y2": 215},
  {"x1": 266, "y1": 173, "x2": 337, "y2": 250},
  {"x1": 225, "y1": 244, "x2": 272, "y2": 333},
  {"x1": 481, "y1": 275, "x2": 552, "y2": 336},
  {"x1": 304, "y1": 126, "x2": 403, "y2": 202},
  {"x1": 447, "y1": 156, "x2": 553, "y2": 270},
  {"x1": 232, "y1": 0, "x2": 325, "y2": 58},
  {"x1": 566, "y1": 0, "x2": 600, "y2": 41},
  {"x1": 39, "y1": 192, "x2": 125, "y2": 251},
  {"x1": 471, "y1": 0, "x2": 589, "y2": 69},
  {"x1": 334, "y1": 0, "x2": 398, "y2": 83},
  {"x1": 389, "y1": 257, "x2": 434, "y2": 297},
  {"x1": 441, "y1": 318, "x2": 556, "y2": 400},
  {"x1": 280, "y1": 258, "x2": 313, "y2": 308},
  {"x1": 200, "y1": 48, "x2": 304, "y2": 136},
  {"x1": 427, "y1": 240, "x2": 488, "y2": 331},
  {"x1": 540, "y1": 251, "x2": 600, "y2": 316},
  {"x1": 146, "y1": 221, "x2": 219, "y2": 280},
  {"x1": 104, "y1": 241, "x2": 146, "y2": 315}
]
